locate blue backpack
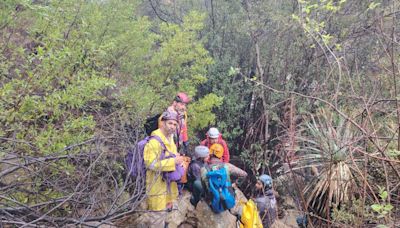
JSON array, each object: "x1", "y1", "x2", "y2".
[
  {"x1": 206, "y1": 165, "x2": 236, "y2": 213},
  {"x1": 125, "y1": 136, "x2": 184, "y2": 189}
]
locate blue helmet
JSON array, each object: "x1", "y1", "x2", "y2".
[
  {"x1": 258, "y1": 174, "x2": 272, "y2": 188},
  {"x1": 296, "y1": 215, "x2": 308, "y2": 227}
]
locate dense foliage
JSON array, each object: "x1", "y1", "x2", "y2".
[{"x1": 0, "y1": 0, "x2": 220, "y2": 225}]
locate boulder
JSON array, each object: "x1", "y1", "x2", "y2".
[
  {"x1": 165, "y1": 191, "x2": 195, "y2": 228},
  {"x1": 185, "y1": 186, "x2": 247, "y2": 228},
  {"x1": 116, "y1": 191, "x2": 195, "y2": 228},
  {"x1": 116, "y1": 187, "x2": 246, "y2": 228},
  {"x1": 190, "y1": 200, "x2": 237, "y2": 228}
]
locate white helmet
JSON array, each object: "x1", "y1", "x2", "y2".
[{"x1": 208, "y1": 127, "x2": 220, "y2": 138}]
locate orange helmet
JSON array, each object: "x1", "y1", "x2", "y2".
[{"x1": 209, "y1": 143, "x2": 224, "y2": 159}]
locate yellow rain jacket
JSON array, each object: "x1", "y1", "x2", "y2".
[{"x1": 143, "y1": 129, "x2": 179, "y2": 211}]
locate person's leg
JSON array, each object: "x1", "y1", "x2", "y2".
[
  {"x1": 190, "y1": 179, "x2": 204, "y2": 207},
  {"x1": 177, "y1": 182, "x2": 184, "y2": 196}
]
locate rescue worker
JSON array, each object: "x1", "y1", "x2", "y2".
[
  {"x1": 144, "y1": 111, "x2": 185, "y2": 212},
  {"x1": 253, "y1": 174, "x2": 277, "y2": 228},
  {"x1": 200, "y1": 127, "x2": 230, "y2": 163},
  {"x1": 160, "y1": 92, "x2": 191, "y2": 155},
  {"x1": 203, "y1": 143, "x2": 247, "y2": 184},
  {"x1": 187, "y1": 145, "x2": 210, "y2": 207}
]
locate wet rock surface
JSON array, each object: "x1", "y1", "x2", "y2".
[{"x1": 115, "y1": 187, "x2": 297, "y2": 228}]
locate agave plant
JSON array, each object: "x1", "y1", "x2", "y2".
[{"x1": 296, "y1": 109, "x2": 361, "y2": 217}]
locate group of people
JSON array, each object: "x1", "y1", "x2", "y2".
[{"x1": 140, "y1": 92, "x2": 277, "y2": 227}]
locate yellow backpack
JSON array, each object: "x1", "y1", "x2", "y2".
[{"x1": 239, "y1": 199, "x2": 263, "y2": 228}]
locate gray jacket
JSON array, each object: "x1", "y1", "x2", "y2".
[{"x1": 254, "y1": 189, "x2": 277, "y2": 228}]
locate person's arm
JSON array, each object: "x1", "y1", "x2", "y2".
[
  {"x1": 221, "y1": 140, "x2": 230, "y2": 163},
  {"x1": 181, "y1": 122, "x2": 189, "y2": 155},
  {"x1": 200, "y1": 139, "x2": 207, "y2": 146},
  {"x1": 157, "y1": 114, "x2": 162, "y2": 129},
  {"x1": 181, "y1": 112, "x2": 189, "y2": 143},
  {"x1": 200, "y1": 166, "x2": 209, "y2": 185},
  {"x1": 226, "y1": 163, "x2": 247, "y2": 178},
  {"x1": 143, "y1": 139, "x2": 176, "y2": 171},
  {"x1": 191, "y1": 163, "x2": 202, "y2": 180}
]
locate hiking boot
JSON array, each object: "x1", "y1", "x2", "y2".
[{"x1": 189, "y1": 196, "x2": 197, "y2": 207}]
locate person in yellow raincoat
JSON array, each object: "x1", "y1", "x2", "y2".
[{"x1": 144, "y1": 111, "x2": 185, "y2": 211}]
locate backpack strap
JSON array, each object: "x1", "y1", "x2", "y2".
[
  {"x1": 156, "y1": 136, "x2": 178, "y2": 160},
  {"x1": 149, "y1": 135, "x2": 176, "y2": 159},
  {"x1": 147, "y1": 136, "x2": 175, "y2": 170},
  {"x1": 220, "y1": 164, "x2": 233, "y2": 183},
  {"x1": 149, "y1": 135, "x2": 182, "y2": 194}
]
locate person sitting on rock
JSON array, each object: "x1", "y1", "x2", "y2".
[
  {"x1": 198, "y1": 143, "x2": 247, "y2": 213},
  {"x1": 206, "y1": 143, "x2": 247, "y2": 178},
  {"x1": 187, "y1": 145, "x2": 210, "y2": 207},
  {"x1": 201, "y1": 127, "x2": 230, "y2": 163},
  {"x1": 201, "y1": 143, "x2": 247, "y2": 193},
  {"x1": 253, "y1": 174, "x2": 277, "y2": 228}
]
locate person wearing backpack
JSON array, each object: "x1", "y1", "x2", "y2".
[
  {"x1": 143, "y1": 111, "x2": 185, "y2": 211},
  {"x1": 161, "y1": 92, "x2": 191, "y2": 155},
  {"x1": 187, "y1": 145, "x2": 210, "y2": 207},
  {"x1": 200, "y1": 144, "x2": 247, "y2": 213},
  {"x1": 253, "y1": 174, "x2": 277, "y2": 228},
  {"x1": 144, "y1": 92, "x2": 191, "y2": 155},
  {"x1": 207, "y1": 143, "x2": 247, "y2": 178},
  {"x1": 200, "y1": 127, "x2": 230, "y2": 163}
]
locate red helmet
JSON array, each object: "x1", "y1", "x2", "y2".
[{"x1": 175, "y1": 92, "x2": 191, "y2": 104}]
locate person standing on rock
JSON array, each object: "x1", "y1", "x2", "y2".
[
  {"x1": 200, "y1": 127, "x2": 230, "y2": 163},
  {"x1": 144, "y1": 111, "x2": 185, "y2": 211},
  {"x1": 161, "y1": 92, "x2": 191, "y2": 155},
  {"x1": 253, "y1": 174, "x2": 277, "y2": 228},
  {"x1": 187, "y1": 145, "x2": 210, "y2": 207}
]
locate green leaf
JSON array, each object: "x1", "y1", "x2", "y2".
[
  {"x1": 383, "y1": 204, "x2": 393, "y2": 212},
  {"x1": 291, "y1": 14, "x2": 300, "y2": 22},
  {"x1": 228, "y1": 66, "x2": 239, "y2": 76},
  {"x1": 387, "y1": 149, "x2": 400, "y2": 159},
  {"x1": 368, "y1": 2, "x2": 380, "y2": 10},
  {"x1": 371, "y1": 204, "x2": 382, "y2": 212},
  {"x1": 379, "y1": 190, "x2": 388, "y2": 200}
]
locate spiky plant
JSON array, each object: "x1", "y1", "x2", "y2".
[{"x1": 297, "y1": 109, "x2": 361, "y2": 217}]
